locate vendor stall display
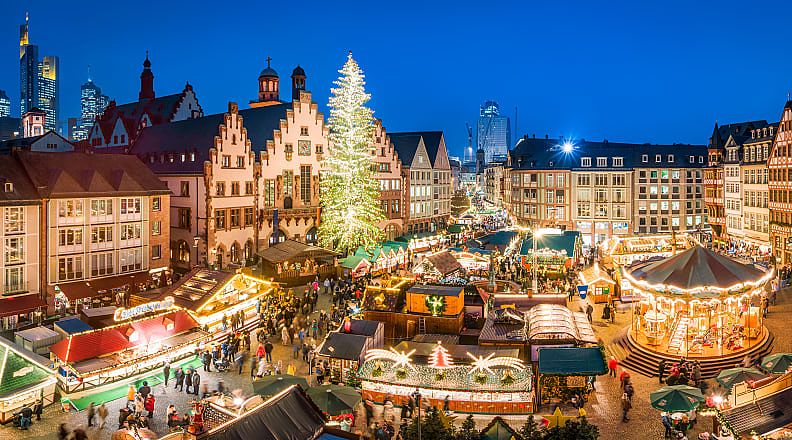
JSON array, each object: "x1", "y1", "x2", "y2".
[
  {"x1": 340, "y1": 254, "x2": 372, "y2": 279},
  {"x1": 578, "y1": 263, "x2": 616, "y2": 303},
  {"x1": 49, "y1": 308, "x2": 209, "y2": 392},
  {"x1": 163, "y1": 269, "x2": 273, "y2": 333},
  {"x1": 349, "y1": 242, "x2": 409, "y2": 276},
  {"x1": 413, "y1": 251, "x2": 464, "y2": 281},
  {"x1": 0, "y1": 336, "x2": 57, "y2": 423},
  {"x1": 624, "y1": 246, "x2": 773, "y2": 360},
  {"x1": 601, "y1": 233, "x2": 695, "y2": 267},
  {"x1": 316, "y1": 319, "x2": 384, "y2": 383},
  {"x1": 359, "y1": 342, "x2": 534, "y2": 414},
  {"x1": 536, "y1": 347, "x2": 606, "y2": 408},
  {"x1": 258, "y1": 239, "x2": 339, "y2": 284},
  {"x1": 519, "y1": 231, "x2": 581, "y2": 275}
]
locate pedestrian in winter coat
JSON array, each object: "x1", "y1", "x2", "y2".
[
  {"x1": 658, "y1": 359, "x2": 667, "y2": 384},
  {"x1": 174, "y1": 367, "x2": 185, "y2": 391},
  {"x1": 127, "y1": 384, "x2": 136, "y2": 404},
  {"x1": 144, "y1": 394, "x2": 155, "y2": 417},
  {"x1": 608, "y1": 357, "x2": 618, "y2": 377},
  {"x1": 87, "y1": 402, "x2": 96, "y2": 427},
  {"x1": 138, "y1": 381, "x2": 151, "y2": 399},
  {"x1": 621, "y1": 392, "x2": 631, "y2": 422},
  {"x1": 264, "y1": 340, "x2": 274, "y2": 363},
  {"x1": 134, "y1": 395, "x2": 145, "y2": 416},
  {"x1": 235, "y1": 351, "x2": 245, "y2": 374},
  {"x1": 162, "y1": 362, "x2": 171, "y2": 387},
  {"x1": 281, "y1": 327, "x2": 290, "y2": 346},
  {"x1": 250, "y1": 356, "x2": 258, "y2": 378},
  {"x1": 98, "y1": 403, "x2": 109, "y2": 428},
  {"x1": 192, "y1": 371, "x2": 201, "y2": 395}
]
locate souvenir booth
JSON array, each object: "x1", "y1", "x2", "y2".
[
  {"x1": 0, "y1": 337, "x2": 57, "y2": 423},
  {"x1": 258, "y1": 240, "x2": 339, "y2": 285},
  {"x1": 340, "y1": 255, "x2": 372, "y2": 279},
  {"x1": 536, "y1": 347, "x2": 606, "y2": 408},
  {"x1": 578, "y1": 263, "x2": 616, "y2": 303},
  {"x1": 49, "y1": 305, "x2": 210, "y2": 392},
  {"x1": 413, "y1": 251, "x2": 464, "y2": 282},
  {"x1": 359, "y1": 342, "x2": 534, "y2": 414},
  {"x1": 519, "y1": 231, "x2": 582, "y2": 277},
  {"x1": 624, "y1": 246, "x2": 773, "y2": 359},
  {"x1": 161, "y1": 269, "x2": 273, "y2": 333}
]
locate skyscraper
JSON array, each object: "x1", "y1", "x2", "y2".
[
  {"x1": 0, "y1": 90, "x2": 10, "y2": 117},
  {"x1": 38, "y1": 55, "x2": 58, "y2": 131},
  {"x1": 476, "y1": 100, "x2": 511, "y2": 163},
  {"x1": 72, "y1": 75, "x2": 109, "y2": 141},
  {"x1": 19, "y1": 14, "x2": 39, "y2": 117}
]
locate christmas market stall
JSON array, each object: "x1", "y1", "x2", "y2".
[
  {"x1": 258, "y1": 239, "x2": 339, "y2": 285},
  {"x1": 413, "y1": 250, "x2": 464, "y2": 281},
  {"x1": 315, "y1": 319, "x2": 384, "y2": 383},
  {"x1": 478, "y1": 308, "x2": 528, "y2": 355},
  {"x1": 526, "y1": 304, "x2": 598, "y2": 361},
  {"x1": 49, "y1": 305, "x2": 209, "y2": 392},
  {"x1": 349, "y1": 241, "x2": 409, "y2": 276},
  {"x1": 0, "y1": 336, "x2": 57, "y2": 423},
  {"x1": 340, "y1": 254, "x2": 372, "y2": 279},
  {"x1": 158, "y1": 269, "x2": 273, "y2": 333},
  {"x1": 577, "y1": 263, "x2": 617, "y2": 303},
  {"x1": 625, "y1": 246, "x2": 773, "y2": 360},
  {"x1": 466, "y1": 230, "x2": 520, "y2": 254},
  {"x1": 601, "y1": 233, "x2": 695, "y2": 267},
  {"x1": 519, "y1": 231, "x2": 582, "y2": 275},
  {"x1": 536, "y1": 347, "x2": 606, "y2": 408},
  {"x1": 359, "y1": 341, "x2": 534, "y2": 414}
]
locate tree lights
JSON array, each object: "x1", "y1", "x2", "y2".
[{"x1": 319, "y1": 52, "x2": 384, "y2": 254}]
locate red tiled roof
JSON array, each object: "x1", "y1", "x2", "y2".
[
  {"x1": 49, "y1": 309, "x2": 199, "y2": 363},
  {"x1": 0, "y1": 294, "x2": 46, "y2": 318},
  {"x1": 56, "y1": 272, "x2": 154, "y2": 301}
]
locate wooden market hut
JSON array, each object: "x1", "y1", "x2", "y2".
[
  {"x1": 578, "y1": 263, "x2": 617, "y2": 303},
  {"x1": 414, "y1": 250, "x2": 464, "y2": 280},
  {"x1": 536, "y1": 347, "x2": 607, "y2": 409},
  {"x1": 406, "y1": 285, "x2": 464, "y2": 316},
  {"x1": 0, "y1": 337, "x2": 57, "y2": 423},
  {"x1": 480, "y1": 417, "x2": 520, "y2": 440},
  {"x1": 258, "y1": 240, "x2": 339, "y2": 285},
  {"x1": 520, "y1": 230, "x2": 582, "y2": 273},
  {"x1": 315, "y1": 319, "x2": 384, "y2": 382},
  {"x1": 340, "y1": 254, "x2": 372, "y2": 279}
]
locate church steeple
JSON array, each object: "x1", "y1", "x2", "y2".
[
  {"x1": 251, "y1": 56, "x2": 280, "y2": 107},
  {"x1": 139, "y1": 51, "x2": 155, "y2": 100}
]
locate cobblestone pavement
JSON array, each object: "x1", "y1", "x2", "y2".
[{"x1": 4, "y1": 283, "x2": 792, "y2": 439}]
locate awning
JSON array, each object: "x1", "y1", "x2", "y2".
[
  {"x1": 0, "y1": 294, "x2": 46, "y2": 317},
  {"x1": 538, "y1": 347, "x2": 607, "y2": 376},
  {"x1": 447, "y1": 224, "x2": 464, "y2": 234},
  {"x1": 56, "y1": 272, "x2": 153, "y2": 301}
]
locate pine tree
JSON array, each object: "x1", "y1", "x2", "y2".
[
  {"x1": 404, "y1": 407, "x2": 454, "y2": 440},
  {"x1": 318, "y1": 52, "x2": 385, "y2": 254},
  {"x1": 450, "y1": 190, "x2": 471, "y2": 216},
  {"x1": 519, "y1": 415, "x2": 545, "y2": 440},
  {"x1": 428, "y1": 342, "x2": 454, "y2": 369},
  {"x1": 455, "y1": 414, "x2": 479, "y2": 440}
]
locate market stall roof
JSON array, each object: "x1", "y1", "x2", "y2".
[
  {"x1": 343, "y1": 319, "x2": 381, "y2": 337},
  {"x1": 15, "y1": 326, "x2": 58, "y2": 344},
  {"x1": 415, "y1": 251, "x2": 463, "y2": 277},
  {"x1": 520, "y1": 231, "x2": 580, "y2": 257},
  {"x1": 258, "y1": 240, "x2": 339, "y2": 264},
  {"x1": 407, "y1": 284, "x2": 464, "y2": 297},
  {"x1": 340, "y1": 255, "x2": 371, "y2": 270},
  {"x1": 467, "y1": 230, "x2": 518, "y2": 251},
  {"x1": 447, "y1": 224, "x2": 465, "y2": 234},
  {"x1": 538, "y1": 347, "x2": 607, "y2": 376},
  {"x1": 479, "y1": 309, "x2": 526, "y2": 343},
  {"x1": 721, "y1": 386, "x2": 792, "y2": 436},
  {"x1": 527, "y1": 304, "x2": 598, "y2": 344},
  {"x1": 480, "y1": 417, "x2": 519, "y2": 440},
  {"x1": 54, "y1": 316, "x2": 93, "y2": 334},
  {"x1": 163, "y1": 268, "x2": 235, "y2": 310},
  {"x1": 316, "y1": 332, "x2": 369, "y2": 361},
  {"x1": 579, "y1": 263, "x2": 615, "y2": 286},
  {"x1": 0, "y1": 294, "x2": 46, "y2": 317},
  {"x1": 56, "y1": 271, "x2": 153, "y2": 301},
  {"x1": 0, "y1": 335, "x2": 55, "y2": 398},
  {"x1": 198, "y1": 385, "x2": 326, "y2": 440},
  {"x1": 50, "y1": 309, "x2": 200, "y2": 363},
  {"x1": 628, "y1": 246, "x2": 768, "y2": 291}
]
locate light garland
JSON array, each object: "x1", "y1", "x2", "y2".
[
  {"x1": 623, "y1": 266, "x2": 773, "y2": 296},
  {"x1": 467, "y1": 352, "x2": 526, "y2": 375},
  {"x1": 364, "y1": 347, "x2": 416, "y2": 371}
]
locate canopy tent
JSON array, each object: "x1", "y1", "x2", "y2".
[
  {"x1": 628, "y1": 246, "x2": 768, "y2": 292},
  {"x1": 252, "y1": 375, "x2": 309, "y2": 398},
  {"x1": 199, "y1": 386, "x2": 326, "y2": 440},
  {"x1": 649, "y1": 385, "x2": 705, "y2": 412},
  {"x1": 537, "y1": 347, "x2": 607, "y2": 376},
  {"x1": 519, "y1": 231, "x2": 581, "y2": 259},
  {"x1": 306, "y1": 384, "x2": 362, "y2": 416},
  {"x1": 716, "y1": 367, "x2": 767, "y2": 390},
  {"x1": 258, "y1": 240, "x2": 339, "y2": 265}
]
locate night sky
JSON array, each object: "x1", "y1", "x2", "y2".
[{"x1": 2, "y1": 0, "x2": 792, "y2": 157}]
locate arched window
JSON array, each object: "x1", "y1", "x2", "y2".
[
  {"x1": 215, "y1": 246, "x2": 225, "y2": 268},
  {"x1": 305, "y1": 227, "x2": 318, "y2": 244},
  {"x1": 269, "y1": 229, "x2": 288, "y2": 245},
  {"x1": 230, "y1": 242, "x2": 240, "y2": 263},
  {"x1": 244, "y1": 240, "x2": 254, "y2": 261}
]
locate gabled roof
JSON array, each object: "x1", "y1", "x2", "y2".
[
  {"x1": 0, "y1": 155, "x2": 41, "y2": 205},
  {"x1": 343, "y1": 319, "x2": 382, "y2": 337},
  {"x1": 710, "y1": 120, "x2": 769, "y2": 149},
  {"x1": 130, "y1": 103, "x2": 293, "y2": 174},
  {"x1": 388, "y1": 133, "x2": 423, "y2": 166},
  {"x1": 96, "y1": 90, "x2": 190, "y2": 143},
  {"x1": 0, "y1": 130, "x2": 74, "y2": 154},
  {"x1": 316, "y1": 332, "x2": 368, "y2": 360},
  {"x1": 390, "y1": 131, "x2": 444, "y2": 165},
  {"x1": 416, "y1": 251, "x2": 464, "y2": 277},
  {"x1": 0, "y1": 336, "x2": 55, "y2": 398},
  {"x1": 16, "y1": 150, "x2": 169, "y2": 197},
  {"x1": 480, "y1": 416, "x2": 519, "y2": 440}
]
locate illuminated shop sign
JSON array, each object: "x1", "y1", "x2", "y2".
[{"x1": 114, "y1": 296, "x2": 175, "y2": 321}]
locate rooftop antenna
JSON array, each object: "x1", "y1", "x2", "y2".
[
  {"x1": 87, "y1": 64, "x2": 91, "y2": 82},
  {"x1": 25, "y1": 12, "x2": 29, "y2": 24}
]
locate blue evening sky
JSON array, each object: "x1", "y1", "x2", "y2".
[{"x1": 2, "y1": 0, "x2": 791, "y2": 157}]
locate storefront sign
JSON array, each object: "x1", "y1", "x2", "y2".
[
  {"x1": 114, "y1": 296, "x2": 175, "y2": 321},
  {"x1": 577, "y1": 285, "x2": 588, "y2": 299}
]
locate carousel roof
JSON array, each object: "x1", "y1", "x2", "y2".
[{"x1": 628, "y1": 246, "x2": 767, "y2": 291}]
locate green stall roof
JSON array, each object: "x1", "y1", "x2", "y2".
[{"x1": 538, "y1": 347, "x2": 606, "y2": 376}]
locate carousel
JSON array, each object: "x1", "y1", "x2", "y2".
[{"x1": 623, "y1": 246, "x2": 773, "y2": 359}]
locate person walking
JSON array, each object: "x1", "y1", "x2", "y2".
[
  {"x1": 32, "y1": 400, "x2": 43, "y2": 421},
  {"x1": 98, "y1": 402, "x2": 109, "y2": 429},
  {"x1": 144, "y1": 394, "x2": 155, "y2": 418},
  {"x1": 87, "y1": 401, "x2": 96, "y2": 427},
  {"x1": 250, "y1": 355, "x2": 258, "y2": 378},
  {"x1": 235, "y1": 351, "x2": 245, "y2": 375},
  {"x1": 586, "y1": 302, "x2": 594, "y2": 323},
  {"x1": 621, "y1": 392, "x2": 632, "y2": 422},
  {"x1": 192, "y1": 371, "x2": 201, "y2": 396},
  {"x1": 264, "y1": 339, "x2": 273, "y2": 363},
  {"x1": 658, "y1": 359, "x2": 667, "y2": 384},
  {"x1": 138, "y1": 381, "x2": 151, "y2": 400},
  {"x1": 127, "y1": 384, "x2": 136, "y2": 405},
  {"x1": 174, "y1": 367, "x2": 185, "y2": 391},
  {"x1": 184, "y1": 368, "x2": 193, "y2": 394},
  {"x1": 607, "y1": 357, "x2": 618, "y2": 377},
  {"x1": 162, "y1": 362, "x2": 171, "y2": 387}
]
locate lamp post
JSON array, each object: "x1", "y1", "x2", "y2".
[{"x1": 412, "y1": 388, "x2": 422, "y2": 440}]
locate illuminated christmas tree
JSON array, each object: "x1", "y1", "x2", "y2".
[
  {"x1": 318, "y1": 52, "x2": 384, "y2": 254},
  {"x1": 428, "y1": 342, "x2": 454, "y2": 369}
]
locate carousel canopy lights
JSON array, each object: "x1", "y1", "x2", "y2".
[
  {"x1": 625, "y1": 246, "x2": 773, "y2": 295},
  {"x1": 364, "y1": 348, "x2": 416, "y2": 370}
]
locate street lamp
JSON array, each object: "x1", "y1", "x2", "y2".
[{"x1": 412, "y1": 388, "x2": 422, "y2": 440}]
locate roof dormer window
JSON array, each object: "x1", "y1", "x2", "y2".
[
  {"x1": 613, "y1": 157, "x2": 623, "y2": 167},
  {"x1": 581, "y1": 157, "x2": 591, "y2": 167},
  {"x1": 667, "y1": 154, "x2": 674, "y2": 163},
  {"x1": 596, "y1": 157, "x2": 607, "y2": 167},
  {"x1": 655, "y1": 154, "x2": 661, "y2": 163},
  {"x1": 4, "y1": 182, "x2": 12, "y2": 193},
  {"x1": 642, "y1": 154, "x2": 648, "y2": 163}
]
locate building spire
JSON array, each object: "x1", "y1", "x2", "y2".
[
  {"x1": 87, "y1": 64, "x2": 91, "y2": 82},
  {"x1": 266, "y1": 56, "x2": 272, "y2": 68},
  {"x1": 25, "y1": 11, "x2": 29, "y2": 24}
]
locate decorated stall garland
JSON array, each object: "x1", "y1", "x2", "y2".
[{"x1": 425, "y1": 295, "x2": 447, "y2": 316}]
